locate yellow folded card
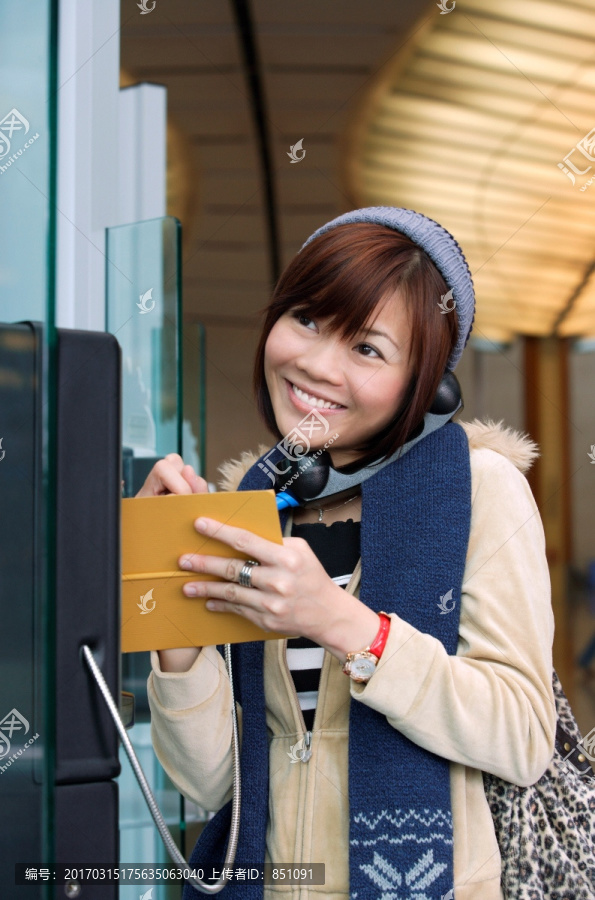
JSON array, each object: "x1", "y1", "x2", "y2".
[{"x1": 121, "y1": 490, "x2": 285, "y2": 652}]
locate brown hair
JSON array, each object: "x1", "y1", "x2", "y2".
[{"x1": 253, "y1": 223, "x2": 458, "y2": 472}]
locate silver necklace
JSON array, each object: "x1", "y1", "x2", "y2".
[{"x1": 308, "y1": 491, "x2": 361, "y2": 523}]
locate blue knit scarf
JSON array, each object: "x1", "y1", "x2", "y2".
[{"x1": 184, "y1": 420, "x2": 472, "y2": 899}]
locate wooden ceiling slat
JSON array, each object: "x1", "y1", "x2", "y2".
[
  {"x1": 390, "y1": 76, "x2": 595, "y2": 125},
  {"x1": 423, "y1": 29, "x2": 585, "y2": 83},
  {"x1": 276, "y1": 171, "x2": 347, "y2": 206},
  {"x1": 199, "y1": 172, "x2": 261, "y2": 203},
  {"x1": 157, "y1": 74, "x2": 252, "y2": 105},
  {"x1": 252, "y1": 0, "x2": 426, "y2": 26},
  {"x1": 348, "y1": 0, "x2": 595, "y2": 337},
  {"x1": 461, "y1": 0, "x2": 595, "y2": 35},
  {"x1": 377, "y1": 94, "x2": 573, "y2": 140},
  {"x1": 368, "y1": 113, "x2": 583, "y2": 158},
  {"x1": 193, "y1": 143, "x2": 259, "y2": 169},
  {"x1": 265, "y1": 72, "x2": 370, "y2": 103},
  {"x1": 449, "y1": 7, "x2": 595, "y2": 53},
  {"x1": 258, "y1": 36, "x2": 391, "y2": 67},
  {"x1": 124, "y1": 1, "x2": 235, "y2": 27},
  {"x1": 413, "y1": 53, "x2": 595, "y2": 102},
  {"x1": 122, "y1": 39, "x2": 240, "y2": 68},
  {"x1": 175, "y1": 108, "x2": 253, "y2": 137},
  {"x1": 363, "y1": 148, "x2": 565, "y2": 190},
  {"x1": 365, "y1": 131, "x2": 588, "y2": 171},
  {"x1": 184, "y1": 249, "x2": 270, "y2": 283}
]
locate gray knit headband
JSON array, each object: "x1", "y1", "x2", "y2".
[{"x1": 300, "y1": 206, "x2": 476, "y2": 371}]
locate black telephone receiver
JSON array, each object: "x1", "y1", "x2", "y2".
[
  {"x1": 428, "y1": 370, "x2": 461, "y2": 416},
  {"x1": 273, "y1": 372, "x2": 462, "y2": 502}
]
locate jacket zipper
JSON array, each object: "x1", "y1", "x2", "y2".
[
  {"x1": 280, "y1": 556, "x2": 362, "y2": 763},
  {"x1": 277, "y1": 544, "x2": 363, "y2": 874},
  {"x1": 279, "y1": 514, "x2": 319, "y2": 764},
  {"x1": 278, "y1": 509, "x2": 361, "y2": 764},
  {"x1": 280, "y1": 637, "x2": 319, "y2": 870},
  {"x1": 301, "y1": 730, "x2": 312, "y2": 763},
  {"x1": 283, "y1": 638, "x2": 313, "y2": 763},
  {"x1": 281, "y1": 635, "x2": 334, "y2": 871}
]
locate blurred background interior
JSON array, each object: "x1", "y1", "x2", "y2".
[{"x1": 1, "y1": 0, "x2": 595, "y2": 896}]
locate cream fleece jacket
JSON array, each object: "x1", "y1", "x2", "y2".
[{"x1": 147, "y1": 418, "x2": 556, "y2": 899}]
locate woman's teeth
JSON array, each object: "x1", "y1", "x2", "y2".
[{"x1": 292, "y1": 383, "x2": 343, "y2": 410}]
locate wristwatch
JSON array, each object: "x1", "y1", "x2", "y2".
[
  {"x1": 342, "y1": 612, "x2": 391, "y2": 683},
  {"x1": 342, "y1": 650, "x2": 380, "y2": 683}
]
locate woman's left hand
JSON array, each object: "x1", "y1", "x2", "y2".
[{"x1": 178, "y1": 516, "x2": 379, "y2": 655}]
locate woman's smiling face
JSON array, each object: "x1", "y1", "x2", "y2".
[{"x1": 263, "y1": 292, "x2": 413, "y2": 468}]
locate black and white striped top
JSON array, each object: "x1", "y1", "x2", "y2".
[{"x1": 287, "y1": 518, "x2": 361, "y2": 731}]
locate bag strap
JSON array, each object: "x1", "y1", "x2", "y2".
[{"x1": 555, "y1": 721, "x2": 595, "y2": 778}]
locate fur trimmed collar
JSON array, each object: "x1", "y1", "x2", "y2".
[{"x1": 216, "y1": 418, "x2": 539, "y2": 492}]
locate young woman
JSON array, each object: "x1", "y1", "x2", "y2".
[{"x1": 140, "y1": 208, "x2": 556, "y2": 900}]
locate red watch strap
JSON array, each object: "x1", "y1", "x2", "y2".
[{"x1": 368, "y1": 612, "x2": 391, "y2": 659}]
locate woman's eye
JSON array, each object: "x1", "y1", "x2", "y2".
[
  {"x1": 357, "y1": 343, "x2": 382, "y2": 358},
  {"x1": 293, "y1": 312, "x2": 316, "y2": 329}
]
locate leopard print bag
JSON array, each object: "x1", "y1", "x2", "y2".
[{"x1": 483, "y1": 672, "x2": 595, "y2": 899}]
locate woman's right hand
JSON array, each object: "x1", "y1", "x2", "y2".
[
  {"x1": 135, "y1": 453, "x2": 209, "y2": 498},
  {"x1": 135, "y1": 454, "x2": 208, "y2": 671}
]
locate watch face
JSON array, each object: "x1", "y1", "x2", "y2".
[{"x1": 351, "y1": 656, "x2": 377, "y2": 678}]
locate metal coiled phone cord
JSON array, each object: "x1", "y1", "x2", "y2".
[{"x1": 82, "y1": 644, "x2": 241, "y2": 894}]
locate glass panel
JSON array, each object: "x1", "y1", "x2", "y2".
[
  {"x1": 106, "y1": 216, "x2": 182, "y2": 469},
  {"x1": 106, "y1": 216, "x2": 208, "y2": 890},
  {"x1": 0, "y1": 3, "x2": 54, "y2": 325},
  {"x1": 106, "y1": 214, "x2": 183, "y2": 724},
  {"x1": 0, "y1": 1, "x2": 57, "y2": 896},
  {"x1": 183, "y1": 321, "x2": 206, "y2": 477},
  {"x1": 118, "y1": 723, "x2": 210, "y2": 900}
]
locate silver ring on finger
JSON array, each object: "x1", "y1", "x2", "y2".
[{"x1": 238, "y1": 559, "x2": 260, "y2": 589}]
